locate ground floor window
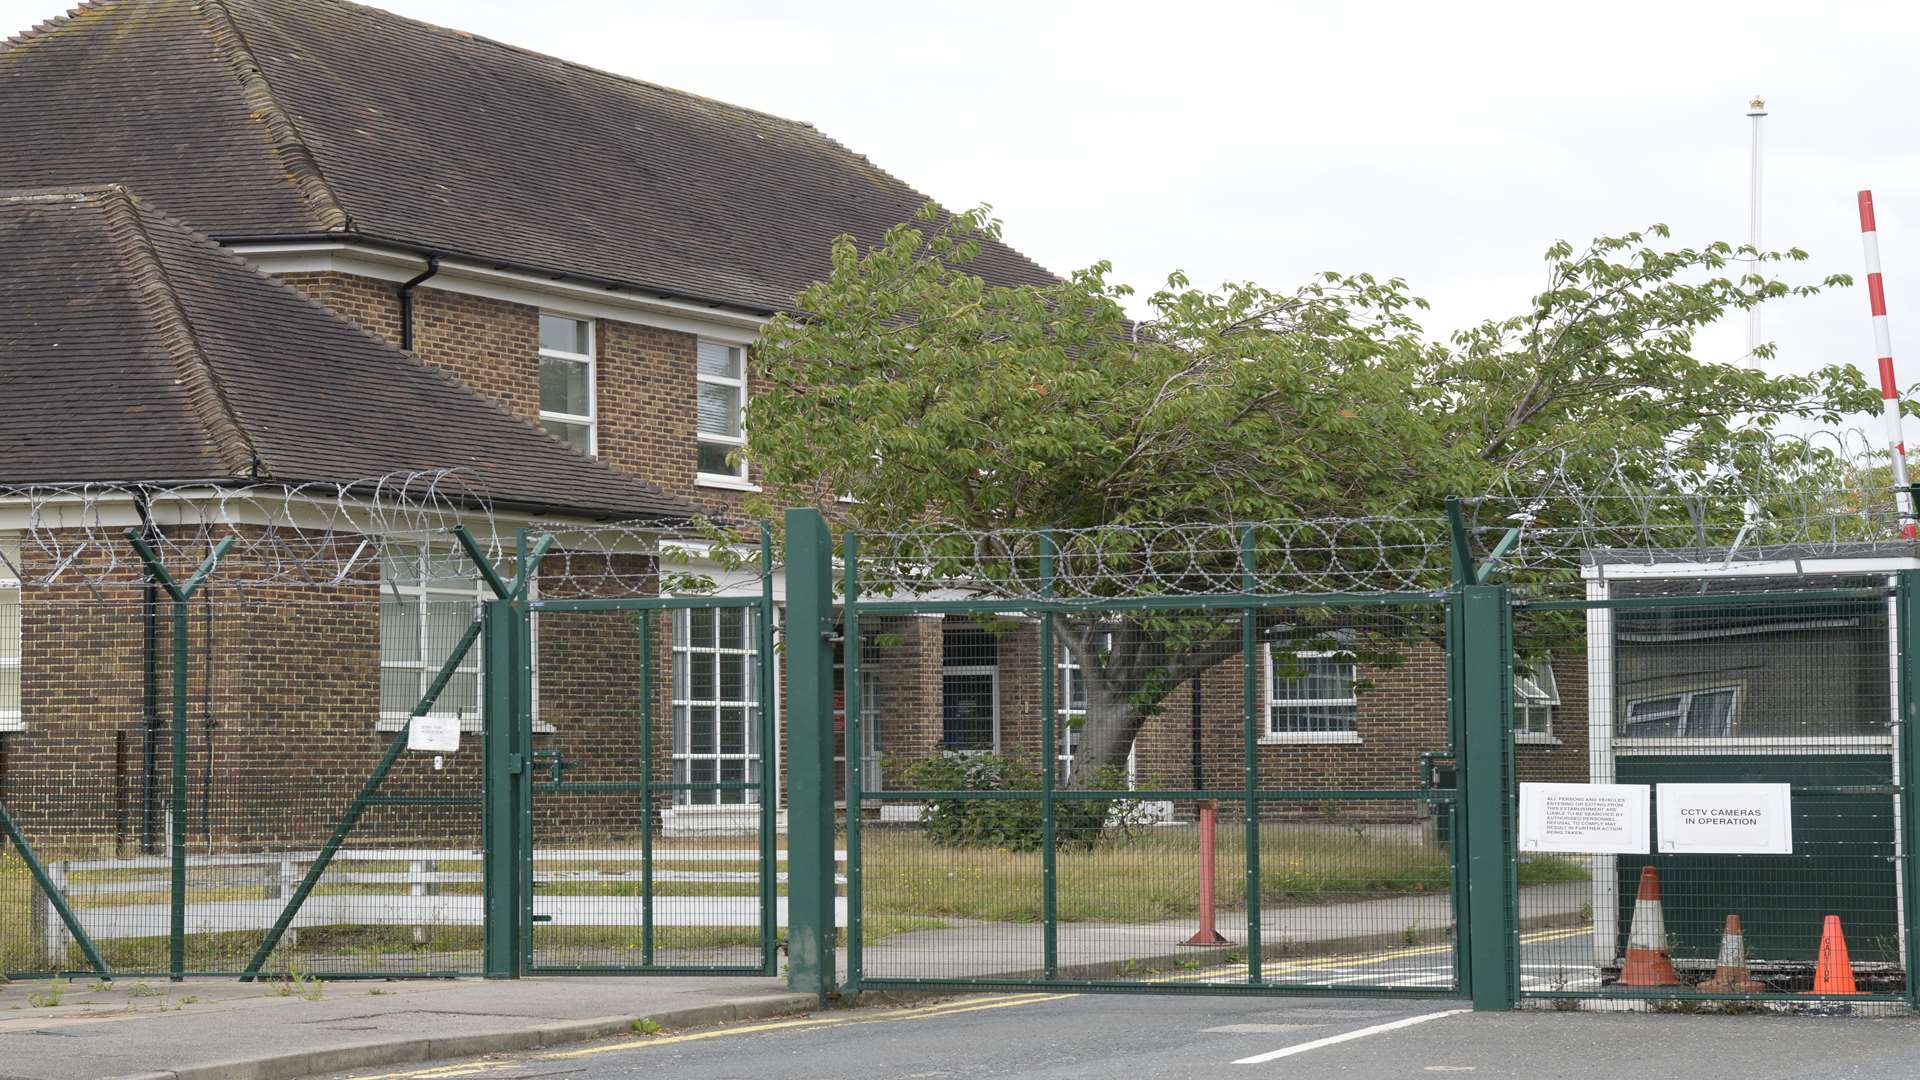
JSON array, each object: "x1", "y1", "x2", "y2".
[
  {"x1": 941, "y1": 622, "x2": 999, "y2": 751},
  {"x1": 1056, "y1": 632, "x2": 1132, "y2": 783},
  {"x1": 1622, "y1": 686, "x2": 1739, "y2": 738},
  {"x1": 380, "y1": 545, "x2": 485, "y2": 728},
  {"x1": 673, "y1": 606, "x2": 760, "y2": 805},
  {"x1": 0, "y1": 533, "x2": 19, "y2": 732},
  {"x1": 1515, "y1": 659, "x2": 1559, "y2": 739},
  {"x1": 1266, "y1": 648, "x2": 1358, "y2": 736}
]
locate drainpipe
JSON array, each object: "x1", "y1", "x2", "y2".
[{"x1": 396, "y1": 255, "x2": 440, "y2": 351}]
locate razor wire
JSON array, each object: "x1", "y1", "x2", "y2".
[{"x1": 1, "y1": 428, "x2": 1904, "y2": 598}]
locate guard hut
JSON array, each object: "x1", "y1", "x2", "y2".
[{"x1": 1583, "y1": 541, "x2": 1911, "y2": 986}]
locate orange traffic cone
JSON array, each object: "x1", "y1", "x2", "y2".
[
  {"x1": 1699, "y1": 914, "x2": 1764, "y2": 993},
  {"x1": 1811, "y1": 915, "x2": 1859, "y2": 995},
  {"x1": 1619, "y1": 865, "x2": 1680, "y2": 987}
]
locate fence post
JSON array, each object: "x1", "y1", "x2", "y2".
[
  {"x1": 1898, "y1": 570, "x2": 1920, "y2": 1007},
  {"x1": 1459, "y1": 583, "x2": 1517, "y2": 1011},
  {"x1": 784, "y1": 508, "x2": 838, "y2": 1000},
  {"x1": 481, "y1": 595, "x2": 523, "y2": 977}
]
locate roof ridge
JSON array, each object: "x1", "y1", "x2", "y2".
[
  {"x1": 100, "y1": 186, "x2": 267, "y2": 478},
  {"x1": 316, "y1": 0, "x2": 825, "y2": 135},
  {"x1": 198, "y1": 0, "x2": 353, "y2": 232},
  {"x1": 1, "y1": 0, "x2": 106, "y2": 52}
]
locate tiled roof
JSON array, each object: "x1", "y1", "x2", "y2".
[
  {"x1": 0, "y1": 186, "x2": 702, "y2": 521},
  {"x1": 1, "y1": 0, "x2": 1058, "y2": 314}
]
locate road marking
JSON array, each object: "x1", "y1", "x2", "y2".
[
  {"x1": 1232, "y1": 1008, "x2": 1470, "y2": 1065},
  {"x1": 349, "y1": 994, "x2": 1077, "y2": 1079}
]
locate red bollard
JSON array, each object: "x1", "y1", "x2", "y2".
[{"x1": 1182, "y1": 799, "x2": 1232, "y2": 946}]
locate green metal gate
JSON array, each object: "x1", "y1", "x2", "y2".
[
  {"x1": 782, "y1": 509, "x2": 1481, "y2": 999},
  {"x1": 521, "y1": 584, "x2": 779, "y2": 976}
]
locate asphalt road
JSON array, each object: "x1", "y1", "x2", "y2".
[
  {"x1": 333, "y1": 992, "x2": 1920, "y2": 1080},
  {"x1": 329, "y1": 930, "x2": 1919, "y2": 1080}
]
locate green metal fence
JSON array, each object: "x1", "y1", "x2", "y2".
[{"x1": 3, "y1": 501, "x2": 1915, "y2": 1018}]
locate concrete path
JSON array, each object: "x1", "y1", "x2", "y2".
[{"x1": 0, "y1": 973, "x2": 808, "y2": 1080}]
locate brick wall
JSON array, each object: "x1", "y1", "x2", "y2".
[{"x1": 270, "y1": 272, "x2": 758, "y2": 520}]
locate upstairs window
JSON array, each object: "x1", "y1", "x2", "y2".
[
  {"x1": 539, "y1": 314, "x2": 595, "y2": 454},
  {"x1": 0, "y1": 533, "x2": 19, "y2": 732},
  {"x1": 696, "y1": 341, "x2": 748, "y2": 483}
]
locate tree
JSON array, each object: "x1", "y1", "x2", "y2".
[{"x1": 743, "y1": 207, "x2": 1879, "y2": 783}]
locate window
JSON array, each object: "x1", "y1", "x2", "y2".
[
  {"x1": 1266, "y1": 649, "x2": 1359, "y2": 739},
  {"x1": 1056, "y1": 632, "x2": 1123, "y2": 782},
  {"x1": 1621, "y1": 686, "x2": 1740, "y2": 739},
  {"x1": 539, "y1": 313, "x2": 595, "y2": 454},
  {"x1": 0, "y1": 533, "x2": 19, "y2": 732},
  {"x1": 673, "y1": 607, "x2": 761, "y2": 805},
  {"x1": 380, "y1": 546, "x2": 486, "y2": 729},
  {"x1": 1515, "y1": 659, "x2": 1559, "y2": 740},
  {"x1": 942, "y1": 624, "x2": 998, "y2": 751},
  {"x1": 696, "y1": 340, "x2": 748, "y2": 482}
]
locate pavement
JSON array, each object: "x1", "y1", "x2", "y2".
[
  {"x1": 0, "y1": 883, "x2": 1591, "y2": 1080},
  {"x1": 0, "y1": 973, "x2": 808, "y2": 1080}
]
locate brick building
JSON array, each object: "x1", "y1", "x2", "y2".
[{"x1": 0, "y1": 0, "x2": 1578, "y2": 852}]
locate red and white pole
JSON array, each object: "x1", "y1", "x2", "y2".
[{"x1": 1860, "y1": 190, "x2": 1919, "y2": 540}]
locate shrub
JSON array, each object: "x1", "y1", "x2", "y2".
[{"x1": 899, "y1": 751, "x2": 1132, "y2": 851}]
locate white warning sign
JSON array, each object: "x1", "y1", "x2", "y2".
[
  {"x1": 408, "y1": 713, "x2": 461, "y2": 753},
  {"x1": 1519, "y1": 782, "x2": 1650, "y2": 854},
  {"x1": 1656, "y1": 783, "x2": 1793, "y2": 855}
]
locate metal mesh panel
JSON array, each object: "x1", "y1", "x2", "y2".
[
  {"x1": 527, "y1": 604, "x2": 773, "y2": 974},
  {"x1": 1512, "y1": 581, "x2": 1908, "y2": 1003},
  {"x1": 846, "y1": 601, "x2": 1461, "y2": 994}
]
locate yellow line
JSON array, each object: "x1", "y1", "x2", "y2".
[
  {"x1": 1153, "y1": 925, "x2": 1595, "y2": 984},
  {"x1": 539, "y1": 992, "x2": 1074, "y2": 1062}
]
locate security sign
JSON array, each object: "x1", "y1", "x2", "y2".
[
  {"x1": 408, "y1": 713, "x2": 461, "y2": 753},
  {"x1": 1655, "y1": 783, "x2": 1793, "y2": 855}
]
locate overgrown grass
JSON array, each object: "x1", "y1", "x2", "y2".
[{"x1": 861, "y1": 823, "x2": 1588, "y2": 925}]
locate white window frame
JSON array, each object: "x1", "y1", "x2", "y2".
[
  {"x1": 1262, "y1": 647, "x2": 1362, "y2": 745},
  {"x1": 1055, "y1": 634, "x2": 1134, "y2": 784},
  {"x1": 377, "y1": 547, "x2": 490, "y2": 733},
  {"x1": 672, "y1": 606, "x2": 762, "y2": 806},
  {"x1": 1620, "y1": 685, "x2": 1742, "y2": 740},
  {"x1": 1514, "y1": 659, "x2": 1560, "y2": 744},
  {"x1": 538, "y1": 313, "x2": 597, "y2": 456},
  {"x1": 0, "y1": 533, "x2": 20, "y2": 733},
  {"x1": 695, "y1": 339, "x2": 753, "y2": 489}
]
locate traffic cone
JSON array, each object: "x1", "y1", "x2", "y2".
[
  {"x1": 1699, "y1": 914, "x2": 1764, "y2": 993},
  {"x1": 1811, "y1": 915, "x2": 1859, "y2": 995},
  {"x1": 1619, "y1": 865, "x2": 1680, "y2": 987}
]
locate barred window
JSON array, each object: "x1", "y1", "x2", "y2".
[{"x1": 1266, "y1": 649, "x2": 1358, "y2": 737}]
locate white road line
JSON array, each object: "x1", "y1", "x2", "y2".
[{"x1": 1232, "y1": 1009, "x2": 1471, "y2": 1066}]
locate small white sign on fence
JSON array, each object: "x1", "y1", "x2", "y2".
[
  {"x1": 1655, "y1": 783, "x2": 1793, "y2": 855},
  {"x1": 408, "y1": 714, "x2": 461, "y2": 753},
  {"x1": 1518, "y1": 782, "x2": 1650, "y2": 854}
]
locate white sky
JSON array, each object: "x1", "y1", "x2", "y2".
[{"x1": 10, "y1": 0, "x2": 1920, "y2": 415}]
